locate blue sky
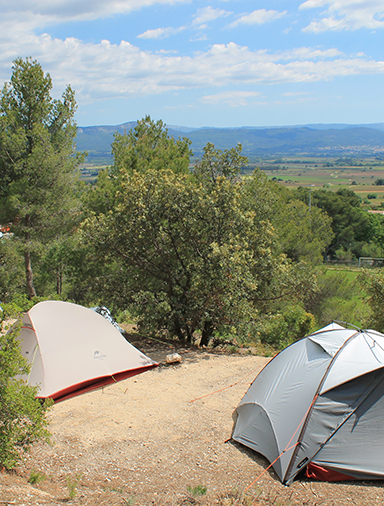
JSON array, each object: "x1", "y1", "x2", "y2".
[{"x1": 1, "y1": 0, "x2": 384, "y2": 128}]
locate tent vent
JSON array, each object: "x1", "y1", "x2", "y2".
[{"x1": 298, "y1": 458, "x2": 308, "y2": 469}]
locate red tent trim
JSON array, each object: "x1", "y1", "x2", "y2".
[
  {"x1": 306, "y1": 463, "x2": 356, "y2": 482},
  {"x1": 37, "y1": 364, "x2": 158, "y2": 403}
]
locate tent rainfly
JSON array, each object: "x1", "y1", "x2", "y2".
[
  {"x1": 232, "y1": 322, "x2": 384, "y2": 484},
  {"x1": 15, "y1": 300, "x2": 158, "y2": 402}
]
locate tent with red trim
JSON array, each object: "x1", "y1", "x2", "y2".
[
  {"x1": 232, "y1": 322, "x2": 384, "y2": 484},
  {"x1": 16, "y1": 300, "x2": 158, "y2": 402}
]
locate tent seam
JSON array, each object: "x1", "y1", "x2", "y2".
[{"x1": 284, "y1": 328, "x2": 361, "y2": 483}]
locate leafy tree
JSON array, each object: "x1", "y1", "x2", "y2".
[
  {"x1": 256, "y1": 182, "x2": 334, "y2": 265},
  {"x1": 193, "y1": 142, "x2": 247, "y2": 184},
  {"x1": 84, "y1": 115, "x2": 193, "y2": 220},
  {"x1": 368, "y1": 213, "x2": 384, "y2": 256},
  {"x1": 0, "y1": 238, "x2": 25, "y2": 301},
  {"x1": 0, "y1": 58, "x2": 81, "y2": 298},
  {"x1": 111, "y1": 115, "x2": 192, "y2": 177},
  {"x1": 0, "y1": 321, "x2": 51, "y2": 469},
  {"x1": 305, "y1": 268, "x2": 365, "y2": 328},
  {"x1": 294, "y1": 187, "x2": 372, "y2": 259},
  {"x1": 359, "y1": 270, "x2": 384, "y2": 331},
  {"x1": 83, "y1": 168, "x2": 282, "y2": 344},
  {"x1": 275, "y1": 199, "x2": 333, "y2": 264},
  {"x1": 83, "y1": 124, "x2": 321, "y2": 345}
]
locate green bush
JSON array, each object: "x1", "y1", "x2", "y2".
[
  {"x1": 282, "y1": 305, "x2": 316, "y2": 340},
  {"x1": 359, "y1": 270, "x2": 384, "y2": 331},
  {"x1": 257, "y1": 313, "x2": 288, "y2": 347},
  {"x1": 256, "y1": 305, "x2": 315, "y2": 348},
  {"x1": 0, "y1": 322, "x2": 52, "y2": 469}
]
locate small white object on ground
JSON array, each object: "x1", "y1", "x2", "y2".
[{"x1": 165, "y1": 353, "x2": 183, "y2": 364}]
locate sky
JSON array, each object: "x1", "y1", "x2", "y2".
[{"x1": 1, "y1": 0, "x2": 384, "y2": 128}]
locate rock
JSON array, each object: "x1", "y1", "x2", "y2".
[{"x1": 165, "y1": 353, "x2": 183, "y2": 364}]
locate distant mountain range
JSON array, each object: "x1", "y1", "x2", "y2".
[{"x1": 76, "y1": 122, "x2": 384, "y2": 162}]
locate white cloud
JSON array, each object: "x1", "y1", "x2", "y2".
[
  {"x1": 192, "y1": 6, "x2": 232, "y2": 27},
  {"x1": 300, "y1": 0, "x2": 384, "y2": 31},
  {"x1": 281, "y1": 47, "x2": 342, "y2": 60},
  {"x1": 138, "y1": 27, "x2": 185, "y2": 39},
  {"x1": 1, "y1": 23, "x2": 384, "y2": 105},
  {"x1": 201, "y1": 91, "x2": 261, "y2": 106},
  {"x1": 6, "y1": 38, "x2": 384, "y2": 96},
  {"x1": 131, "y1": 6, "x2": 233, "y2": 43},
  {"x1": 229, "y1": 9, "x2": 287, "y2": 28},
  {"x1": 0, "y1": 0, "x2": 189, "y2": 26}
]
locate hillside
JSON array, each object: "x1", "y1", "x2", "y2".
[{"x1": 76, "y1": 122, "x2": 384, "y2": 162}]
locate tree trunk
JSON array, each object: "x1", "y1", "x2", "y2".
[
  {"x1": 25, "y1": 247, "x2": 36, "y2": 299},
  {"x1": 200, "y1": 319, "x2": 214, "y2": 347},
  {"x1": 56, "y1": 264, "x2": 63, "y2": 295},
  {"x1": 173, "y1": 316, "x2": 185, "y2": 341},
  {"x1": 24, "y1": 216, "x2": 36, "y2": 299}
]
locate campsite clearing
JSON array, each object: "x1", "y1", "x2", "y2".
[{"x1": 2, "y1": 332, "x2": 384, "y2": 505}]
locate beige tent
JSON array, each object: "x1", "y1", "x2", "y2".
[{"x1": 16, "y1": 300, "x2": 157, "y2": 402}]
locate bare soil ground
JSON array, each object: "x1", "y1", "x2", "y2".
[{"x1": 2, "y1": 333, "x2": 384, "y2": 505}]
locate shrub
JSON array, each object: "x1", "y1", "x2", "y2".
[
  {"x1": 256, "y1": 306, "x2": 315, "y2": 348},
  {"x1": 359, "y1": 270, "x2": 384, "y2": 332},
  {"x1": 282, "y1": 305, "x2": 316, "y2": 340},
  {"x1": 66, "y1": 473, "x2": 83, "y2": 500},
  {"x1": 0, "y1": 322, "x2": 52, "y2": 469},
  {"x1": 257, "y1": 313, "x2": 288, "y2": 347},
  {"x1": 187, "y1": 485, "x2": 208, "y2": 497},
  {"x1": 29, "y1": 469, "x2": 46, "y2": 485}
]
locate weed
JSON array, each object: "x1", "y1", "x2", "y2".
[
  {"x1": 29, "y1": 469, "x2": 46, "y2": 485},
  {"x1": 66, "y1": 473, "x2": 83, "y2": 500},
  {"x1": 122, "y1": 496, "x2": 136, "y2": 505},
  {"x1": 217, "y1": 489, "x2": 253, "y2": 505},
  {"x1": 102, "y1": 485, "x2": 124, "y2": 493},
  {"x1": 187, "y1": 485, "x2": 207, "y2": 497}
]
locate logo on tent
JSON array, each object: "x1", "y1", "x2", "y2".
[{"x1": 93, "y1": 350, "x2": 106, "y2": 360}]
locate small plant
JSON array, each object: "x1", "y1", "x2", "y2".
[
  {"x1": 122, "y1": 496, "x2": 136, "y2": 505},
  {"x1": 103, "y1": 485, "x2": 124, "y2": 493},
  {"x1": 187, "y1": 484, "x2": 207, "y2": 497},
  {"x1": 66, "y1": 473, "x2": 83, "y2": 500},
  {"x1": 29, "y1": 469, "x2": 46, "y2": 485},
  {"x1": 217, "y1": 489, "x2": 254, "y2": 506}
]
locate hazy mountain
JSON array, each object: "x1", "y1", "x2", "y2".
[{"x1": 76, "y1": 122, "x2": 384, "y2": 162}]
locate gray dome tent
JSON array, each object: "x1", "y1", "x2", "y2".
[{"x1": 232, "y1": 322, "x2": 384, "y2": 484}]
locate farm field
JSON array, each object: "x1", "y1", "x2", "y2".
[
  {"x1": 246, "y1": 156, "x2": 384, "y2": 200},
  {"x1": 79, "y1": 157, "x2": 384, "y2": 209}
]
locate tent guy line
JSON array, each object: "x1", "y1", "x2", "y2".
[{"x1": 189, "y1": 366, "x2": 260, "y2": 404}]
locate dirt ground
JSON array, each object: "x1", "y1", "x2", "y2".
[{"x1": 2, "y1": 333, "x2": 384, "y2": 506}]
